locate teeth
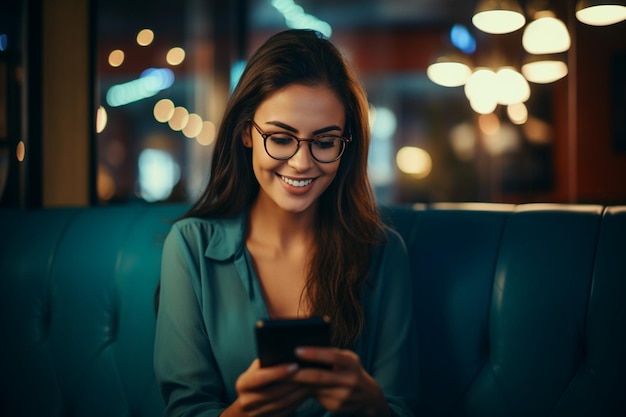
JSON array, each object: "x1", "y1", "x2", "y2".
[{"x1": 281, "y1": 176, "x2": 313, "y2": 187}]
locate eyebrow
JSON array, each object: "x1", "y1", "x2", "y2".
[{"x1": 266, "y1": 120, "x2": 343, "y2": 136}]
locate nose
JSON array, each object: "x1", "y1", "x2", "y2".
[{"x1": 287, "y1": 142, "x2": 315, "y2": 171}]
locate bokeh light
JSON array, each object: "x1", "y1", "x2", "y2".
[
  {"x1": 108, "y1": 49, "x2": 124, "y2": 67},
  {"x1": 196, "y1": 121, "x2": 216, "y2": 146},
  {"x1": 154, "y1": 99, "x2": 175, "y2": 123},
  {"x1": 168, "y1": 106, "x2": 190, "y2": 131},
  {"x1": 96, "y1": 106, "x2": 108, "y2": 133},
  {"x1": 396, "y1": 146, "x2": 432, "y2": 179},
  {"x1": 166, "y1": 47, "x2": 185, "y2": 65},
  {"x1": 137, "y1": 29, "x2": 154, "y2": 46},
  {"x1": 16, "y1": 141, "x2": 25, "y2": 162},
  {"x1": 138, "y1": 149, "x2": 180, "y2": 202},
  {"x1": 183, "y1": 113, "x2": 203, "y2": 138}
]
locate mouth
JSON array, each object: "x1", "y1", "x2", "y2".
[{"x1": 279, "y1": 175, "x2": 315, "y2": 187}]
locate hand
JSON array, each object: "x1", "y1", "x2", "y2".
[
  {"x1": 222, "y1": 359, "x2": 310, "y2": 417},
  {"x1": 291, "y1": 347, "x2": 392, "y2": 417}
]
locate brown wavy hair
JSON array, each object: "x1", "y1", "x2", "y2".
[{"x1": 184, "y1": 29, "x2": 383, "y2": 348}]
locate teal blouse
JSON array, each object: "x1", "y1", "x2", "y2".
[{"x1": 154, "y1": 211, "x2": 418, "y2": 417}]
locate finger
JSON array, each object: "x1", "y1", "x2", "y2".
[
  {"x1": 295, "y1": 347, "x2": 360, "y2": 370},
  {"x1": 238, "y1": 384, "x2": 311, "y2": 416},
  {"x1": 312, "y1": 387, "x2": 360, "y2": 410},
  {"x1": 237, "y1": 360, "x2": 299, "y2": 392},
  {"x1": 293, "y1": 366, "x2": 361, "y2": 388}
]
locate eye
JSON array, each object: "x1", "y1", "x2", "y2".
[
  {"x1": 312, "y1": 136, "x2": 340, "y2": 149},
  {"x1": 269, "y1": 134, "x2": 296, "y2": 146}
]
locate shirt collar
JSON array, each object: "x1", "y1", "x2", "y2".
[{"x1": 204, "y1": 210, "x2": 247, "y2": 261}]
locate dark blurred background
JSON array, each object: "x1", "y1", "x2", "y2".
[{"x1": 1, "y1": 0, "x2": 625, "y2": 208}]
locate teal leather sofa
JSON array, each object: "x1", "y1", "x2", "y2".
[{"x1": 1, "y1": 203, "x2": 625, "y2": 416}]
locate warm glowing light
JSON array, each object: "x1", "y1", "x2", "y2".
[
  {"x1": 465, "y1": 68, "x2": 498, "y2": 114},
  {"x1": 470, "y1": 97, "x2": 498, "y2": 114},
  {"x1": 507, "y1": 102, "x2": 528, "y2": 124},
  {"x1": 183, "y1": 114, "x2": 203, "y2": 138},
  {"x1": 465, "y1": 68, "x2": 496, "y2": 101},
  {"x1": 523, "y1": 116, "x2": 553, "y2": 144},
  {"x1": 97, "y1": 164, "x2": 116, "y2": 201},
  {"x1": 137, "y1": 29, "x2": 154, "y2": 46},
  {"x1": 478, "y1": 113, "x2": 501, "y2": 135},
  {"x1": 196, "y1": 121, "x2": 216, "y2": 146},
  {"x1": 481, "y1": 123, "x2": 521, "y2": 155},
  {"x1": 16, "y1": 141, "x2": 25, "y2": 162},
  {"x1": 154, "y1": 99, "x2": 175, "y2": 122},
  {"x1": 396, "y1": 146, "x2": 433, "y2": 179},
  {"x1": 576, "y1": 4, "x2": 626, "y2": 26},
  {"x1": 472, "y1": 9, "x2": 526, "y2": 34},
  {"x1": 96, "y1": 106, "x2": 108, "y2": 133},
  {"x1": 166, "y1": 47, "x2": 186, "y2": 65},
  {"x1": 108, "y1": 49, "x2": 125, "y2": 67},
  {"x1": 494, "y1": 67, "x2": 530, "y2": 105},
  {"x1": 522, "y1": 60, "x2": 569, "y2": 83},
  {"x1": 523, "y1": 13, "x2": 571, "y2": 54},
  {"x1": 168, "y1": 107, "x2": 189, "y2": 131},
  {"x1": 449, "y1": 122, "x2": 477, "y2": 161},
  {"x1": 427, "y1": 61, "x2": 472, "y2": 87}
]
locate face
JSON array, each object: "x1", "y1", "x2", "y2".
[{"x1": 244, "y1": 83, "x2": 346, "y2": 215}]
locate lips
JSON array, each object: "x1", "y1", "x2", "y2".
[{"x1": 280, "y1": 175, "x2": 314, "y2": 187}]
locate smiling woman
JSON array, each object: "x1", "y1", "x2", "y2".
[{"x1": 154, "y1": 29, "x2": 418, "y2": 417}]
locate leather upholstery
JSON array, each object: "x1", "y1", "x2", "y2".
[{"x1": 1, "y1": 203, "x2": 624, "y2": 416}]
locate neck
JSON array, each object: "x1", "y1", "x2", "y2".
[{"x1": 247, "y1": 196, "x2": 316, "y2": 249}]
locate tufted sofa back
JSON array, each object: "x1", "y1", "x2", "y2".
[
  {"x1": 0, "y1": 204, "x2": 187, "y2": 417},
  {"x1": 382, "y1": 203, "x2": 626, "y2": 417},
  {"x1": 1, "y1": 203, "x2": 625, "y2": 417}
]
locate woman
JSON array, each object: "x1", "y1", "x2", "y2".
[{"x1": 154, "y1": 29, "x2": 417, "y2": 417}]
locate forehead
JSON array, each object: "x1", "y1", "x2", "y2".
[{"x1": 255, "y1": 84, "x2": 346, "y2": 131}]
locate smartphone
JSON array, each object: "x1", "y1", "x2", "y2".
[{"x1": 255, "y1": 316, "x2": 332, "y2": 368}]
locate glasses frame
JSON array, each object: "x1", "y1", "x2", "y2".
[{"x1": 249, "y1": 120, "x2": 351, "y2": 163}]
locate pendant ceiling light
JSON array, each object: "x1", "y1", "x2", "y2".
[
  {"x1": 522, "y1": 54, "x2": 569, "y2": 83},
  {"x1": 426, "y1": 50, "x2": 473, "y2": 87},
  {"x1": 429, "y1": 1, "x2": 623, "y2": 114},
  {"x1": 472, "y1": 0, "x2": 526, "y2": 34},
  {"x1": 494, "y1": 67, "x2": 531, "y2": 105},
  {"x1": 522, "y1": 10, "x2": 571, "y2": 54},
  {"x1": 576, "y1": 0, "x2": 626, "y2": 25}
]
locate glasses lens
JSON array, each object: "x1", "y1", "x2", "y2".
[
  {"x1": 265, "y1": 134, "x2": 299, "y2": 159},
  {"x1": 264, "y1": 133, "x2": 346, "y2": 162},
  {"x1": 310, "y1": 136, "x2": 344, "y2": 162}
]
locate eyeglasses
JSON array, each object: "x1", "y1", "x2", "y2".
[{"x1": 249, "y1": 120, "x2": 351, "y2": 163}]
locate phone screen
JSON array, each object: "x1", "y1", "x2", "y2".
[{"x1": 255, "y1": 316, "x2": 332, "y2": 368}]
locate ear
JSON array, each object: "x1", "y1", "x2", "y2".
[{"x1": 242, "y1": 130, "x2": 252, "y2": 148}]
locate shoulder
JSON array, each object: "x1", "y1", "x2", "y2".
[
  {"x1": 170, "y1": 216, "x2": 229, "y2": 235},
  {"x1": 369, "y1": 225, "x2": 410, "y2": 276},
  {"x1": 378, "y1": 224, "x2": 408, "y2": 253},
  {"x1": 165, "y1": 213, "x2": 246, "y2": 261}
]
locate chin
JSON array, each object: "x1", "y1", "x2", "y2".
[{"x1": 275, "y1": 197, "x2": 318, "y2": 215}]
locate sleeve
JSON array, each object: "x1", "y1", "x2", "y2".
[
  {"x1": 365, "y1": 228, "x2": 419, "y2": 417},
  {"x1": 154, "y1": 224, "x2": 227, "y2": 417}
]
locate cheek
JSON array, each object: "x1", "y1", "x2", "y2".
[
  {"x1": 251, "y1": 145, "x2": 281, "y2": 174},
  {"x1": 323, "y1": 161, "x2": 341, "y2": 177}
]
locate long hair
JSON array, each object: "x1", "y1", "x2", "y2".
[{"x1": 185, "y1": 29, "x2": 383, "y2": 347}]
